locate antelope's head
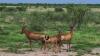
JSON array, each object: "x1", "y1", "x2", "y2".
[
  {"x1": 44, "y1": 35, "x2": 49, "y2": 41},
  {"x1": 20, "y1": 26, "x2": 26, "y2": 34},
  {"x1": 69, "y1": 23, "x2": 76, "y2": 31}
]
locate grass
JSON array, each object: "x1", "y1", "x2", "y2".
[
  {"x1": 0, "y1": 27, "x2": 100, "y2": 54},
  {"x1": 0, "y1": 10, "x2": 100, "y2": 54}
]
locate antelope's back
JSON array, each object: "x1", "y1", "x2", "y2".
[{"x1": 28, "y1": 32, "x2": 45, "y2": 40}]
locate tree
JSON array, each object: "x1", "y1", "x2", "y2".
[{"x1": 66, "y1": 5, "x2": 90, "y2": 29}]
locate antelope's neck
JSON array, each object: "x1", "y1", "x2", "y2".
[
  {"x1": 70, "y1": 30, "x2": 74, "y2": 35},
  {"x1": 24, "y1": 29, "x2": 32, "y2": 35},
  {"x1": 69, "y1": 30, "x2": 74, "y2": 36}
]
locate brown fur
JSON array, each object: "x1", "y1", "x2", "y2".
[
  {"x1": 21, "y1": 26, "x2": 46, "y2": 50},
  {"x1": 60, "y1": 26, "x2": 75, "y2": 52},
  {"x1": 43, "y1": 33, "x2": 62, "y2": 53}
]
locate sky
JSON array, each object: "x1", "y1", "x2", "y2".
[{"x1": 0, "y1": 0, "x2": 100, "y2": 4}]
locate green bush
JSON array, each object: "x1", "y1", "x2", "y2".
[
  {"x1": 16, "y1": 6, "x2": 27, "y2": 11},
  {"x1": 3, "y1": 7, "x2": 17, "y2": 12},
  {"x1": 66, "y1": 5, "x2": 90, "y2": 29},
  {"x1": 55, "y1": 7, "x2": 64, "y2": 12},
  {"x1": 0, "y1": 6, "x2": 6, "y2": 11}
]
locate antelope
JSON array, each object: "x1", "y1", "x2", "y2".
[
  {"x1": 43, "y1": 32, "x2": 62, "y2": 53},
  {"x1": 20, "y1": 26, "x2": 47, "y2": 51},
  {"x1": 60, "y1": 25, "x2": 76, "y2": 52}
]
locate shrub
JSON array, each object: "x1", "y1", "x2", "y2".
[
  {"x1": 3, "y1": 7, "x2": 17, "y2": 12},
  {"x1": 66, "y1": 5, "x2": 90, "y2": 29},
  {"x1": 55, "y1": 7, "x2": 64, "y2": 12},
  {"x1": 16, "y1": 6, "x2": 27, "y2": 11},
  {"x1": 0, "y1": 6, "x2": 6, "y2": 11}
]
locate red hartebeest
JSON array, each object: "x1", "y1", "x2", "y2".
[
  {"x1": 43, "y1": 32, "x2": 62, "y2": 53},
  {"x1": 20, "y1": 26, "x2": 47, "y2": 51},
  {"x1": 60, "y1": 25, "x2": 76, "y2": 52}
]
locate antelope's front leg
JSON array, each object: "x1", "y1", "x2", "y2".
[
  {"x1": 57, "y1": 43, "x2": 61, "y2": 52},
  {"x1": 42, "y1": 42, "x2": 48, "y2": 54},
  {"x1": 29, "y1": 40, "x2": 32, "y2": 51},
  {"x1": 52, "y1": 43, "x2": 58, "y2": 53},
  {"x1": 41, "y1": 41, "x2": 45, "y2": 50}
]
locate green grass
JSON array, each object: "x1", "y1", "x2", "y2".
[{"x1": 0, "y1": 10, "x2": 100, "y2": 54}]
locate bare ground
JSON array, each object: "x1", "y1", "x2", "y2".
[{"x1": 0, "y1": 44, "x2": 100, "y2": 56}]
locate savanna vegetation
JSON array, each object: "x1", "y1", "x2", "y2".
[{"x1": 0, "y1": 4, "x2": 100, "y2": 55}]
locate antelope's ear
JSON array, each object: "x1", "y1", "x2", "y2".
[{"x1": 47, "y1": 36, "x2": 49, "y2": 39}]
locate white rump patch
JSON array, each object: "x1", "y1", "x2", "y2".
[{"x1": 61, "y1": 36, "x2": 65, "y2": 40}]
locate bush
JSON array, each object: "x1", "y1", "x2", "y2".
[
  {"x1": 3, "y1": 7, "x2": 17, "y2": 12},
  {"x1": 0, "y1": 6, "x2": 6, "y2": 11},
  {"x1": 55, "y1": 7, "x2": 64, "y2": 12},
  {"x1": 16, "y1": 6, "x2": 27, "y2": 11},
  {"x1": 66, "y1": 5, "x2": 90, "y2": 29},
  {"x1": 28, "y1": 12, "x2": 47, "y2": 32}
]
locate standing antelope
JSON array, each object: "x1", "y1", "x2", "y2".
[
  {"x1": 60, "y1": 25, "x2": 76, "y2": 52},
  {"x1": 20, "y1": 26, "x2": 47, "y2": 51},
  {"x1": 43, "y1": 32, "x2": 62, "y2": 53}
]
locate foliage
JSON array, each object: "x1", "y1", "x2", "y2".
[
  {"x1": 16, "y1": 6, "x2": 27, "y2": 11},
  {"x1": 0, "y1": 6, "x2": 6, "y2": 11},
  {"x1": 66, "y1": 5, "x2": 90, "y2": 29},
  {"x1": 2, "y1": 7, "x2": 17, "y2": 12},
  {"x1": 54, "y1": 7, "x2": 64, "y2": 12},
  {"x1": 0, "y1": 5, "x2": 100, "y2": 54}
]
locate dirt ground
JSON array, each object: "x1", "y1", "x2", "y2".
[{"x1": 0, "y1": 44, "x2": 100, "y2": 56}]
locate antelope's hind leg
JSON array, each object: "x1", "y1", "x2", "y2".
[{"x1": 67, "y1": 40, "x2": 71, "y2": 52}]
